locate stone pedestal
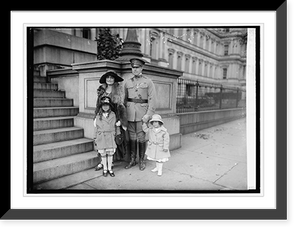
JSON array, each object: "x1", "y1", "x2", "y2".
[{"x1": 49, "y1": 59, "x2": 183, "y2": 150}]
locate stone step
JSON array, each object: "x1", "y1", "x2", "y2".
[
  {"x1": 33, "y1": 138, "x2": 94, "y2": 163},
  {"x1": 33, "y1": 116, "x2": 74, "y2": 131},
  {"x1": 33, "y1": 167, "x2": 101, "y2": 190},
  {"x1": 34, "y1": 89, "x2": 65, "y2": 98},
  {"x1": 33, "y1": 106, "x2": 79, "y2": 118},
  {"x1": 33, "y1": 127, "x2": 84, "y2": 146},
  {"x1": 33, "y1": 151, "x2": 99, "y2": 184},
  {"x1": 34, "y1": 98, "x2": 73, "y2": 107},
  {"x1": 34, "y1": 82, "x2": 58, "y2": 90}
]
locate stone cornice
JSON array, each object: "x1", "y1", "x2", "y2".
[
  {"x1": 71, "y1": 60, "x2": 121, "y2": 72},
  {"x1": 168, "y1": 38, "x2": 246, "y2": 63},
  {"x1": 206, "y1": 28, "x2": 247, "y2": 39},
  {"x1": 47, "y1": 68, "x2": 78, "y2": 77},
  {"x1": 49, "y1": 59, "x2": 183, "y2": 80}
]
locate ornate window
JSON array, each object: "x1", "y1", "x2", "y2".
[
  {"x1": 224, "y1": 44, "x2": 229, "y2": 56},
  {"x1": 199, "y1": 32, "x2": 204, "y2": 48},
  {"x1": 185, "y1": 54, "x2": 191, "y2": 73},
  {"x1": 205, "y1": 34, "x2": 210, "y2": 50},
  {"x1": 186, "y1": 29, "x2": 192, "y2": 43},
  {"x1": 82, "y1": 28, "x2": 91, "y2": 39},
  {"x1": 177, "y1": 28, "x2": 184, "y2": 39},
  {"x1": 204, "y1": 61, "x2": 208, "y2": 77},
  {"x1": 192, "y1": 57, "x2": 197, "y2": 74},
  {"x1": 168, "y1": 48, "x2": 175, "y2": 69},
  {"x1": 193, "y1": 29, "x2": 199, "y2": 46},
  {"x1": 177, "y1": 51, "x2": 183, "y2": 71},
  {"x1": 209, "y1": 63, "x2": 214, "y2": 78},
  {"x1": 149, "y1": 31, "x2": 159, "y2": 59},
  {"x1": 223, "y1": 68, "x2": 228, "y2": 79},
  {"x1": 198, "y1": 59, "x2": 203, "y2": 76}
]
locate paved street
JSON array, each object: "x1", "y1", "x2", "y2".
[{"x1": 63, "y1": 117, "x2": 247, "y2": 191}]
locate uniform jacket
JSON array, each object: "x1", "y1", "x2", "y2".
[
  {"x1": 124, "y1": 75, "x2": 156, "y2": 122},
  {"x1": 142, "y1": 124, "x2": 171, "y2": 160},
  {"x1": 94, "y1": 111, "x2": 117, "y2": 150}
]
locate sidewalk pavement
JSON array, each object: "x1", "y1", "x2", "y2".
[{"x1": 61, "y1": 117, "x2": 247, "y2": 191}]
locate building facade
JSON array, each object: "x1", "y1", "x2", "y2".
[{"x1": 49, "y1": 27, "x2": 247, "y2": 89}]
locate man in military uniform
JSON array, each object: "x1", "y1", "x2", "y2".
[{"x1": 124, "y1": 57, "x2": 156, "y2": 171}]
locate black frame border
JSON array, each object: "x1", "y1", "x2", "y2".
[{"x1": 4, "y1": 1, "x2": 287, "y2": 220}]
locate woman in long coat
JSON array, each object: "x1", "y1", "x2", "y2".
[{"x1": 94, "y1": 70, "x2": 129, "y2": 171}]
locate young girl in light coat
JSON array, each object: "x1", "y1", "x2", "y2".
[
  {"x1": 142, "y1": 114, "x2": 171, "y2": 176},
  {"x1": 94, "y1": 96, "x2": 119, "y2": 177}
]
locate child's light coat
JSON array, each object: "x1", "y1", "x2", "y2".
[{"x1": 142, "y1": 124, "x2": 171, "y2": 160}]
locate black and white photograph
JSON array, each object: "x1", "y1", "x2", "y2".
[
  {"x1": 27, "y1": 27, "x2": 256, "y2": 193},
  {"x1": 5, "y1": 6, "x2": 288, "y2": 222}
]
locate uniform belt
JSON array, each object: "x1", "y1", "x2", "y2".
[
  {"x1": 150, "y1": 142, "x2": 163, "y2": 145},
  {"x1": 127, "y1": 98, "x2": 148, "y2": 103},
  {"x1": 98, "y1": 131, "x2": 114, "y2": 133}
]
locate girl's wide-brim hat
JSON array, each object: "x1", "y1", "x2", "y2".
[
  {"x1": 100, "y1": 96, "x2": 114, "y2": 108},
  {"x1": 149, "y1": 114, "x2": 164, "y2": 124},
  {"x1": 99, "y1": 70, "x2": 124, "y2": 84}
]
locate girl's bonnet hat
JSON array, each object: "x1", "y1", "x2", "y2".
[
  {"x1": 99, "y1": 70, "x2": 124, "y2": 84},
  {"x1": 100, "y1": 96, "x2": 113, "y2": 108},
  {"x1": 149, "y1": 114, "x2": 164, "y2": 124}
]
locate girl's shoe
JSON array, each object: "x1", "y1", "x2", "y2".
[
  {"x1": 151, "y1": 167, "x2": 158, "y2": 172},
  {"x1": 108, "y1": 170, "x2": 115, "y2": 177},
  {"x1": 103, "y1": 170, "x2": 108, "y2": 177},
  {"x1": 95, "y1": 163, "x2": 103, "y2": 171}
]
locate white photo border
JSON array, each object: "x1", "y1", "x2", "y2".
[{"x1": 6, "y1": 4, "x2": 286, "y2": 219}]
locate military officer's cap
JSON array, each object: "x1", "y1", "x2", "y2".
[{"x1": 130, "y1": 57, "x2": 148, "y2": 68}]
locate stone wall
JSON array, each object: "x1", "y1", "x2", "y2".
[{"x1": 178, "y1": 108, "x2": 246, "y2": 135}]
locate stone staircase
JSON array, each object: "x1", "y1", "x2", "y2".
[{"x1": 33, "y1": 75, "x2": 99, "y2": 189}]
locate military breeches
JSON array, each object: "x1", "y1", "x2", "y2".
[{"x1": 127, "y1": 121, "x2": 146, "y2": 142}]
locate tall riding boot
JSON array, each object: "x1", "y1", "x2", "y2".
[
  {"x1": 125, "y1": 140, "x2": 137, "y2": 169},
  {"x1": 124, "y1": 130, "x2": 131, "y2": 162},
  {"x1": 138, "y1": 141, "x2": 146, "y2": 171}
]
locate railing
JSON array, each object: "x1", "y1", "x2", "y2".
[{"x1": 176, "y1": 77, "x2": 246, "y2": 113}]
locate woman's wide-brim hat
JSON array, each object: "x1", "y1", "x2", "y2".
[
  {"x1": 99, "y1": 70, "x2": 124, "y2": 84},
  {"x1": 149, "y1": 114, "x2": 164, "y2": 124}
]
